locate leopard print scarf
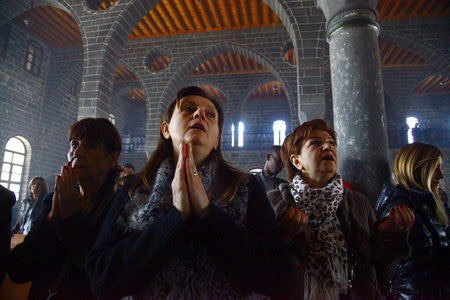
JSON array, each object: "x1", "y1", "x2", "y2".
[{"x1": 290, "y1": 174, "x2": 348, "y2": 300}]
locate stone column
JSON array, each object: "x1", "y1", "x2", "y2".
[{"x1": 317, "y1": 0, "x2": 390, "y2": 203}]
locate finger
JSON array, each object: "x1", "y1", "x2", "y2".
[
  {"x1": 393, "y1": 206, "x2": 401, "y2": 226},
  {"x1": 404, "y1": 206, "x2": 415, "y2": 227}
]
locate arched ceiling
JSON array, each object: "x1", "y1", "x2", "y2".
[
  {"x1": 414, "y1": 75, "x2": 449, "y2": 96},
  {"x1": 197, "y1": 85, "x2": 228, "y2": 102},
  {"x1": 114, "y1": 66, "x2": 138, "y2": 83},
  {"x1": 123, "y1": 89, "x2": 146, "y2": 102},
  {"x1": 248, "y1": 81, "x2": 286, "y2": 101},
  {"x1": 378, "y1": 0, "x2": 450, "y2": 20},
  {"x1": 12, "y1": 6, "x2": 81, "y2": 48},
  {"x1": 189, "y1": 53, "x2": 269, "y2": 77},
  {"x1": 129, "y1": 0, "x2": 281, "y2": 39}
]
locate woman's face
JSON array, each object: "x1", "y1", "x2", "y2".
[
  {"x1": 290, "y1": 129, "x2": 338, "y2": 182},
  {"x1": 162, "y1": 95, "x2": 220, "y2": 156},
  {"x1": 431, "y1": 156, "x2": 443, "y2": 190},
  {"x1": 30, "y1": 182, "x2": 42, "y2": 198},
  {"x1": 67, "y1": 139, "x2": 117, "y2": 181}
]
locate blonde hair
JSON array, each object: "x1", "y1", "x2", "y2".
[{"x1": 394, "y1": 142, "x2": 447, "y2": 224}]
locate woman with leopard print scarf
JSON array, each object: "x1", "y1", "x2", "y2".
[{"x1": 279, "y1": 119, "x2": 415, "y2": 300}]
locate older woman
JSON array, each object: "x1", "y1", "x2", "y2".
[
  {"x1": 12, "y1": 176, "x2": 48, "y2": 234},
  {"x1": 86, "y1": 86, "x2": 290, "y2": 299},
  {"x1": 7, "y1": 118, "x2": 121, "y2": 300},
  {"x1": 376, "y1": 142, "x2": 449, "y2": 299},
  {"x1": 279, "y1": 119, "x2": 415, "y2": 300}
]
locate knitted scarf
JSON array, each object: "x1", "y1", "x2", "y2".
[
  {"x1": 116, "y1": 159, "x2": 265, "y2": 299},
  {"x1": 290, "y1": 174, "x2": 348, "y2": 300}
]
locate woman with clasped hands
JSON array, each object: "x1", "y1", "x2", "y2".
[
  {"x1": 7, "y1": 118, "x2": 122, "y2": 300},
  {"x1": 86, "y1": 86, "x2": 292, "y2": 299},
  {"x1": 278, "y1": 119, "x2": 415, "y2": 300}
]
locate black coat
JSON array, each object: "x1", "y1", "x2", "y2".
[
  {"x1": 7, "y1": 191, "x2": 122, "y2": 300},
  {"x1": 86, "y1": 175, "x2": 295, "y2": 299},
  {"x1": 376, "y1": 183, "x2": 450, "y2": 300},
  {"x1": 0, "y1": 185, "x2": 16, "y2": 283}
]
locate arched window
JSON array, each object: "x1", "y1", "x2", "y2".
[
  {"x1": 238, "y1": 121, "x2": 244, "y2": 147},
  {"x1": 1, "y1": 137, "x2": 27, "y2": 200},
  {"x1": 231, "y1": 123, "x2": 235, "y2": 147},
  {"x1": 273, "y1": 120, "x2": 286, "y2": 145},
  {"x1": 406, "y1": 117, "x2": 419, "y2": 144},
  {"x1": 108, "y1": 113, "x2": 116, "y2": 125}
]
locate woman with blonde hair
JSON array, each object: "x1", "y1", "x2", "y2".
[{"x1": 376, "y1": 142, "x2": 449, "y2": 299}]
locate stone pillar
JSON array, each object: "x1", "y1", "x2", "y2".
[{"x1": 317, "y1": 0, "x2": 390, "y2": 203}]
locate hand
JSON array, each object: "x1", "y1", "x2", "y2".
[
  {"x1": 48, "y1": 175, "x2": 61, "y2": 220},
  {"x1": 279, "y1": 207, "x2": 310, "y2": 243},
  {"x1": 171, "y1": 143, "x2": 192, "y2": 219},
  {"x1": 377, "y1": 205, "x2": 415, "y2": 232},
  {"x1": 185, "y1": 142, "x2": 210, "y2": 217},
  {"x1": 56, "y1": 162, "x2": 82, "y2": 219}
]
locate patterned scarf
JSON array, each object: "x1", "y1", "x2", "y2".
[
  {"x1": 290, "y1": 174, "x2": 348, "y2": 300},
  {"x1": 116, "y1": 159, "x2": 265, "y2": 299}
]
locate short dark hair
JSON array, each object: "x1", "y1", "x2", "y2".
[
  {"x1": 68, "y1": 118, "x2": 122, "y2": 154},
  {"x1": 123, "y1": 163, "x2": 135, "y2": 170},
  {"x1": 281, "y1": 119, "x2": 336, "y2": 181}
]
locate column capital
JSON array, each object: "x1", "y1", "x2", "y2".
[{"x1": 317, "y1": 1, "x2": 380, "y2": 42}]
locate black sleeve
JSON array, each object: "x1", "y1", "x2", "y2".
[
  {"x1": 0, "y1": 187, "x2": 16, "y2": 284},
  {"x1": 6, "y1": 193, "x2": 66, "y2": 283},
  {"x1": 85, "y1": 192, "x2": 188, "y2": 297},
  {"x1": 194, "y1": 175, "x2": 297, "y2": 298}
]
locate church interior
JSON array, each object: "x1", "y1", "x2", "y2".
[{"x1": 0, "y1": 0, "x2": 449, "y2": 203}]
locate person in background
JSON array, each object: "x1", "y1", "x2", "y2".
[
  {"x1": 255, "y1": 146, "x2": 287, "y2": 193},
  {"x1": 120, "y1": 163, "x2": 135, "y2": 177},
  {"x1": 0, "y1": 185, "x2": 16, "y2": 284},
  {"x1": 12, "y1": 177, "x2": 48, "y2": 234},
  {"x1": 376, "y1": 142, "x2": 449, "y2": 299},
  {"x1": 279, "y1": 119, "x2": 414, "y2": 300},
  {"x1": 7, "y1": 118, "x2": 122, "y2": 300}
]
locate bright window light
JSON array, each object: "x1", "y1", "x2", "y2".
[
  {"x1": 238, "y1": 121, "x2": 244, "y2": 147},
  {"x1": 406, "y1": 117, "x2": 418, "y2": 144},
  {"x1": 231, "y1": 123, "x2": 235, "y2": 147},
  {"x1": 1, "y1": 137, "x2": 27, "y2": 200},
  {"x1": 273, "y1": 120, "x2": 286, "y2": 145}
]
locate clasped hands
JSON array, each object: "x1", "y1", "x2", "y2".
[
  {"x1": 279, "y1": 204, "x2": 415, "y2": 242},
  {"x1": 48, "y1": 161, "x2": 82, "y2": 220},
  {"x1": 171, "y1": 142, "x2": 210, "y2": 219}
]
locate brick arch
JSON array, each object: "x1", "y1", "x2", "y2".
[
  {"x1": 261, "y1": 0, "x2": 304, "y2": 59},
  {"x1": 380, "y1": 30, "x2": 450, "y2": 75},
  {"x1": 160, "y1": 42, "x2": 290, "y2": 114},
  {"x1": 239, "y1": 77, "x2": 293, "y2": 119},
  {"x1": 237, "y1": 77, "x2": 293, "y2": 125},
  {"x1": 0, "y1": 0, "x2": 81, "y2": 28},
  {"x1": 113, "y1": 82, "x2": 143, "y2": 100}
]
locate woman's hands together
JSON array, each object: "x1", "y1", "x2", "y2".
[
  {"x1": 377, "y1": 205, "x2": 415, "y2": 233},
  {"x1": 279, "y1": 207, "x2": 310, "y2": 243},
  {"x1": 48, "y1": 162, "x2": 82, "y2": 220},
  {"x1": 172, "y1": 142, "x2": 210, "y2": 219}
]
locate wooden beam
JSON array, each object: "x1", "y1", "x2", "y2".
[
  {"x1": 173, "y1": 0, "x2": 193, "y2": 31},
  {"x1": 262, "y1": 2, "x2": 270, "y2": 25},
  {"x1": 143, "y1": 14, "x2": 160, "y2": 35},
  {"x1": 31, "y1": 9, "x2": 66, "y2": 47},
  {"x1": 218, "y1": 0, "x2": 232, "y2": 28},
  {"x1": 206, "y1": 0, "x2": 222, "y2": 28},
  {"x1": 184, "y1": 0, "x2": 204, "y2": 30},
  {"x1": 41, "y1": 7, "x2": 80, "y2": 45},
  {"x1": 382, "y1": 44, "x2": 396, "y2": 65},
  {"x1": 164, "y1": 0, "x2": 186, "y2": 32},
  {"x1": 197, "y1": 0, "x2": 213, "y2": 29},
  {"x1": 155, "y1": 4, "x2": 176, "y2": 32},
  {"x1": 240, "y1": 0, "x2": 250, "y2": 26},
  {"x1": 229, "y1": 0, "x2": 241, "y2": 28}
]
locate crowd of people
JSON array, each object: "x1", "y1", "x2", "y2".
[{"x1": 0, "y1": 86, "x2": 448, "y2": 300}]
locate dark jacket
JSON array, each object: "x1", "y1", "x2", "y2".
[
  {"x1": 0, "y1": 185, "x2": 16, "y2": 284},
  {"x1": 283, "y1": 188, "x2": 409, "y2": 299},
  {"x1": 7, "y1": 191, "x2": 123, "y2": 300},
  {"x1": 86, "y1": 175, "x2": 295, "y2": 299},
  {"x1": 12, "y1": 194, "x2": 45, "y2": 234},
  {"x1": 376, "y1": 183, "x2": 450, "y2": 300}
]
